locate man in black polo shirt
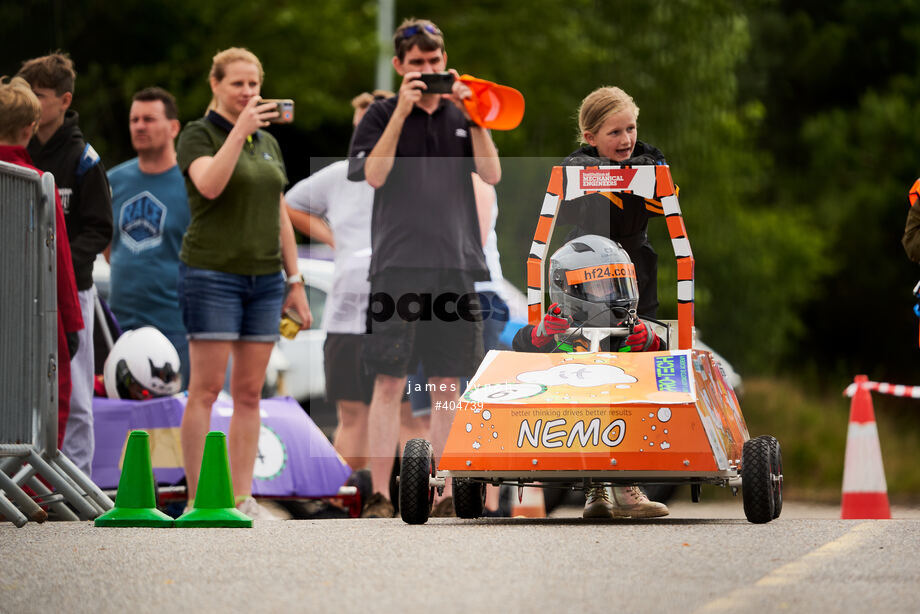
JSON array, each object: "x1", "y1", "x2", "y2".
[{"x1": 348, "y1": 17, "x2": 501, "y2": 517}]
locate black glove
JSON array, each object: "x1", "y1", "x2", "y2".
[
  {"x1": 65, "y1": 331, "x2": 79, "y2": 358},
  {"x1": 621, "y1": 153, "x2": 660, "y2": 166},
  {"x1": 564, "y1": 152, "x2": 607, "y2": 166}
]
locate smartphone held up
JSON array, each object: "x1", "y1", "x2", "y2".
[
  {"x1": 417, "y1": 72, "x2": 455, "y2": 94},
  {"x1": 263, "y1": 98, "x2": 294, "y2": 123}
]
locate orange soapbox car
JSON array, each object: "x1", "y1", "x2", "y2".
[{"x1": 398, "y1": 164, "x2": 783, "y2": 524}]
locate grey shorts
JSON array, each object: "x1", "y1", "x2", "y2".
[{"x1": 324, "y1": 333, "x2": 374, "y2": 404}]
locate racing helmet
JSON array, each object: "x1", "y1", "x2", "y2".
[
  {"x1": 103, "y1": 327, "x2": 182, "y2": 400},
  {"x1": 548, "y1": 234, "x2": 639, "y2": 327}
]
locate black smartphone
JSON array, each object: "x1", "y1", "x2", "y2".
[{"x1": 417, "y1": 72, "x2": 455, "y2": 94}]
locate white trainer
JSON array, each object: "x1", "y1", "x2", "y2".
[
  {"x1": 610, "y1": 486, "x2": 669, "y2": 518},
  {"x1": 583, "y1": 485, "x2": 614, "y2": 519},
  {"x1": 236, "y1": 497, "x2": 287, "y2": 521}
]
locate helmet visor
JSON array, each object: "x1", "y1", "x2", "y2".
[
  {"x1": 115, "y1": 359, "x2": 154, "y2": 400},
  {"x1": 564, "y1": 263, "x2": 638, "y2": 304}
]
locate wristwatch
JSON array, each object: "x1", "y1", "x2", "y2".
[{"x1": 286, "y1": 272, "x2": 304, "y2": 285}]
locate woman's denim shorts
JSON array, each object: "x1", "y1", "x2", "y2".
[{"x1": 178, "y1": 263, "x2": 284, "y2": 342}]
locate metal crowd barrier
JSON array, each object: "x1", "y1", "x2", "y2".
[{"x1": 0, "y1": 160, "x2": 113, "y2": 526}]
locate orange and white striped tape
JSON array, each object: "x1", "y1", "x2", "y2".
[{"x1": 844, "y1": 380, "x2": 920, "y2": 398}]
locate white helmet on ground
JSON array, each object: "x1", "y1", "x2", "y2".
[{"x1": 103, "y1": 327, "x2": 182, "y2": 400}]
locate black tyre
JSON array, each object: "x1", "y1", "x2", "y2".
[
  {"x1": 542, "y1": 486, "x2": 575, "y2": 514},
  {"x1": 761, "y1": 435, "x2": 783, "y2": 519},
  {"x1": 742, "y1": 436, "x2": 775, "y2": 523},
  {"x1": 399, "y1": 438, "x2": 435, "y2": 524},
  {"x1": 453, "y1": 479, "x2": 486, "y2": 518}
]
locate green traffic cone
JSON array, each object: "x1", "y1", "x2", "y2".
[
  {"x1": 95, "y1": 430, "x2": 174, "y2": 527},
  {"x1": 175, "y1": 431, "x2": 252, "y2": 528}
]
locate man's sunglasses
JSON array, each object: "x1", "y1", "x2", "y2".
[{"x1": 399, "y1": 24, "x2": 441, "y2": 39}]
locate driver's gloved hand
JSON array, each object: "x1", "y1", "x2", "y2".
[
  {"x1": 622, "y1": 320, "x2": 660, "y2": 352},
  {"x1": 532, "y1": 302, "x2": 570, "y2": 348}
]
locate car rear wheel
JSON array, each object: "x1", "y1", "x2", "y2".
[
  {"x1": 453, "y1": 479, "x2": 486, "y2": 518},
  {"x1": 762, "y1": 435, "x2": 783, "y2": 519}
]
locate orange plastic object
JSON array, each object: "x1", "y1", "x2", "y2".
[
  {"x1": 909, "y1": 177, "x2": 920, "y2": 207},
  {"x1": 440, "y1": 349, "x2": 747, "y2": 474},
  {"x1": 459, "y1": 75, "x2": 525, "y2": 130}
]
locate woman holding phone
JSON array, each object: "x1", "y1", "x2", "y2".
[{"x1": 176, "y1": 47, "x2": 311, "y2": 520}]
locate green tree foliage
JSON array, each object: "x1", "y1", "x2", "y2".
[
  {"x1": 742, "y1": 0, "x2": 920, "y2": 383},
  {"x1": 403, "y1": 0, "x2": 826, "y2": 372},
  {"x1": 0, "y1": 0, "x2": 379, "y2": 176}
]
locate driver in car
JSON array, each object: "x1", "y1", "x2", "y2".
[{"x1": 513, "y1": 234, "x2": 669, "y2": 519}]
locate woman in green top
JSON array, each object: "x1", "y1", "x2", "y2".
[{"x1": 176, "y1": 47, "x2": 311, "y2": 520}]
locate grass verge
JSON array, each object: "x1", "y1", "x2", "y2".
[{"x1": 739, "y1": 377, "x2": 920, "y2": 504}]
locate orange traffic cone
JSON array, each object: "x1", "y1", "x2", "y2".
[
  {"x1": 841, "y1": 375, "x2": 891, "y2": 519},
  {"x1": 512, "y1": 485, "x2": 546, "y2": 518}
]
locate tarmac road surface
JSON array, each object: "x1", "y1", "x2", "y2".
[{"x1": 2, "y1": 501, "x2": 919, "y2": 613}]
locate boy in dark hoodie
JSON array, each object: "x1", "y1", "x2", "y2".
[{"x1": 18, "y1": 52, "x2": 112, "y2": 477}]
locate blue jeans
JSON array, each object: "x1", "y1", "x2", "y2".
[{"x1": 177, "y1": 264, "x2": 284, "y2": 343}]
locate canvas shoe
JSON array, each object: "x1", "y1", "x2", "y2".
[
  {"x1": 583, "y1": 485, "x2": 614, "y2": 519},
  {"x1": 610, "y1": 486, "x2": 669, "y2": 518},
  {"x1": 360, "y1": 493, "x2": 395, "y2": 518},
  {"x1": 236, "y1": 496, "x2": 286, "y2": 521}
]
